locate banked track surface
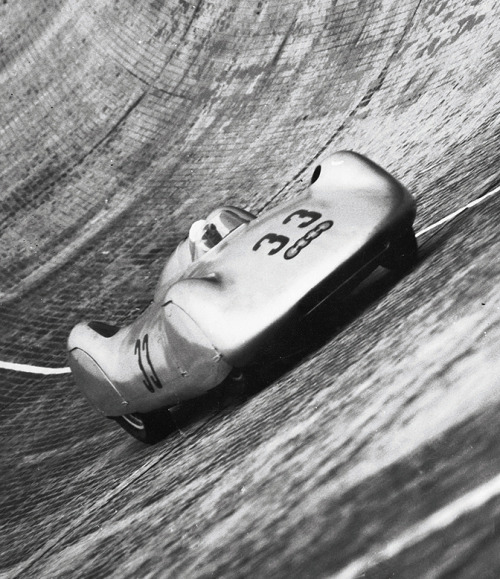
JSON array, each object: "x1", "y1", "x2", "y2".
[{"x1": 1, "y1": 1, "x2": 500, "y2": 577}]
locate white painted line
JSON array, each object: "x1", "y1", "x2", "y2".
[
  {"x1": 416, "y1": 184, "x2": 500, "y2": 238},
  {"x1": 0, "y1": 360, "x2": 71, "y2": 375},
  {"x1": 334, "y1": 471, "x2": 500, "y2": 579}
]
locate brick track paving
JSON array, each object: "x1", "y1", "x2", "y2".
[{"x1": 1, "y1": 1, "x2": 500, "y2": 577}]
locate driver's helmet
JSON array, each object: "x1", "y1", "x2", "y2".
[
  {"x1": 188, "y1": 219, "x2": 222, "y2": 260},
  {"x1": 188, "y1": 207, "x2": 255, "y2": 261}
]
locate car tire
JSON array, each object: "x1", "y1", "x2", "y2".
[
  {"x1": 111, "y1": 408, "x2": 176, "y2": 444},
  {"x1": 381, "y1": 227, "x2": 418, "y2": 272}
]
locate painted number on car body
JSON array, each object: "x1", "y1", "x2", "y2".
[
  {"x1": 253, "y1": 209, "x2": 333, "y2": 260},
  {"x1": 283, "y1": 209, "x2": 322, "y2": 228},
  {"x1": 135, "y1": 334, "x2": 163, "y2": 392},
  {"x1": 252, "y1": 233, "x2": 289, "y2": 255}
]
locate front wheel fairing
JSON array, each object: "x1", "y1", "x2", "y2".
[{"x1": 68, "y1": 302, "x2": 232, "y2": 416}]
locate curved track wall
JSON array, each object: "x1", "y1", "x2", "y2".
[{"x1": 1, "y1": 1, "x2": 500, "y2": 576}]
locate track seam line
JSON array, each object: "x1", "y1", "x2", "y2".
[
  {"x1": 3, "y1": 408, "x2": 218, "y2": 578},
  {"x1": 1, "y1": 182, "x2": 499, "y2": 376},
  {"x1": 4, "y1": 450, "x2": 172, "y2": 578},
  {"x1": 333, "y1": 471, "x2": 500, "y2": 579}
]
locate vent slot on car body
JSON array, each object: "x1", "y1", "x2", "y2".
[{"x1": 311, "y1": 165, "x2": 321, "y2": 184}]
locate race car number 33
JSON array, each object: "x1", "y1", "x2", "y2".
[{"x1": 252, "y1": 209, "x2": 333, "y2": 260}]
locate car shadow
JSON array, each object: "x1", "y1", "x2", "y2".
[{"x1": 167, "y1": 260, "x2": 421, "y2": 438}]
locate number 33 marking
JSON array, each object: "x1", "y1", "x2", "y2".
[
  {"x1": 252, "y1": 209, "x2": 332, "y2": 258},
  {"x1": 283, "y1": 209, "x2": 321, "y2": 228},
  {"x1": 252, "y1": 233, "x2": 289, "y2": 255}
]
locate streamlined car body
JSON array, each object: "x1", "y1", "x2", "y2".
[{"x1": 68, "y1": 151, "x2": 417, "y2": 442}]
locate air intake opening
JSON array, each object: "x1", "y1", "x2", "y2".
[
  {"x1": 88, "y1": 320, "x2": 120, "y2": 338},
  {"x1": 311, "y1": 165, "x2": 321, "y2": 184}
]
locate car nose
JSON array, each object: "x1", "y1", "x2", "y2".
[{"x1": 67, "y1": 322, "x2": 128, "y2": 416}]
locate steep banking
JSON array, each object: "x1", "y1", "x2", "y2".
[
  {"x1": 2, "y1": 0, "x2": 500, "y2": 576},
  {"x1": 0, "y1": 0, "x2": 419, "y2": 302}
]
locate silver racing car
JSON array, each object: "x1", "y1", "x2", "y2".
[{"x1": 68, "y1": 151, "x2": 417, "y2": 442}]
